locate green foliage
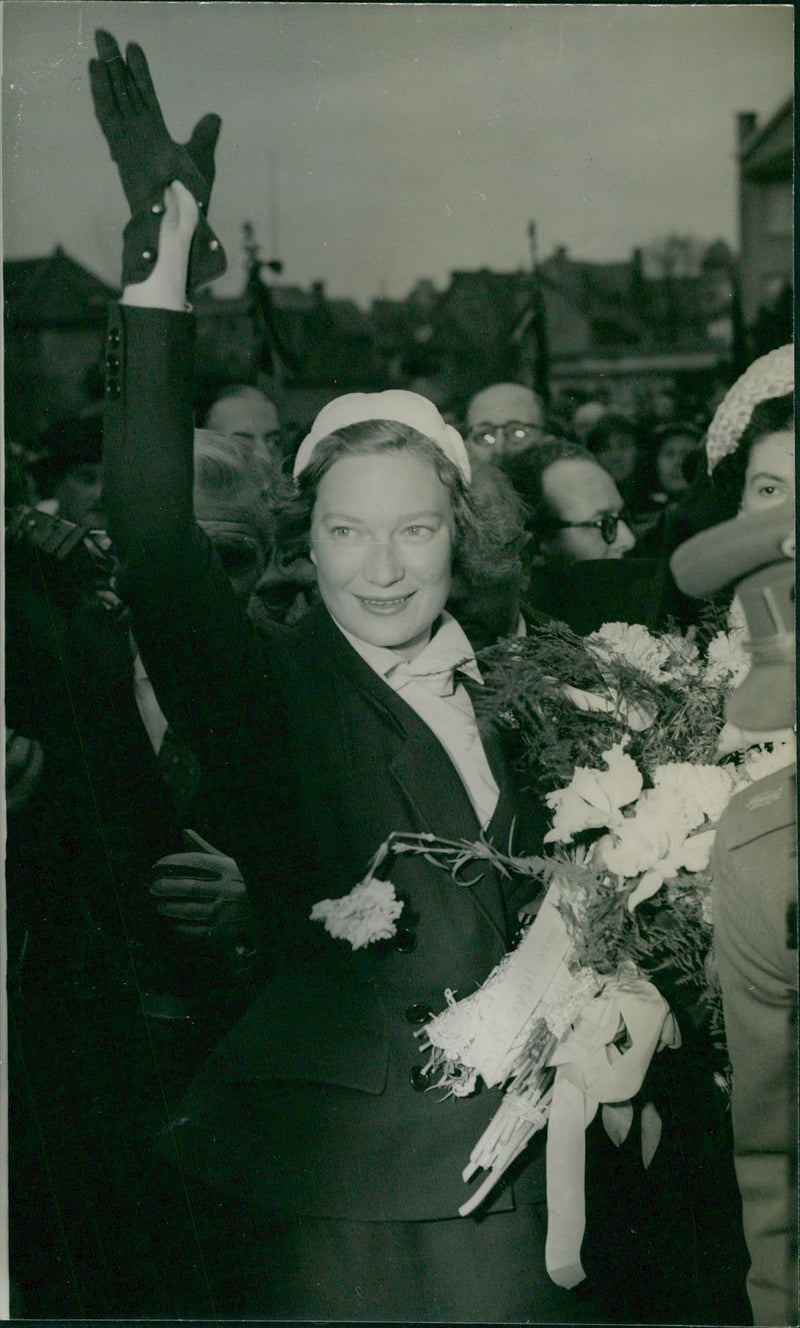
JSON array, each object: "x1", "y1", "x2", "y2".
[{"x1": 475, "y1": 620, "x2": 730, "y2": 797}]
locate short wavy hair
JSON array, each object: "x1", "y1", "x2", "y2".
[
  {"x1": 271, "y1": 419, "x2": 503, "y2": 579},
  {"x1": 499, "y1": 437, "x2": 596, "y2": 539},
  {"x1": 711, "y1": 392, "x2": 793, "y2": 519}
]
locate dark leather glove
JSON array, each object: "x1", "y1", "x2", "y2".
[{"x1": 89, "y1": 29, "x2": 226, "y2": 290}]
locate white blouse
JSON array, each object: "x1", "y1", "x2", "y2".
[{"x1": 335, "y1": 612, "x2": 500, "y2": 829}]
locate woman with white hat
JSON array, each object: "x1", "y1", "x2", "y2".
[
  {"x1": 706, "y1": 343, "x2": 794, "y2": 520},
  {"x1": 88, "y1": 31, "x2": 610, "y2": 1322}
]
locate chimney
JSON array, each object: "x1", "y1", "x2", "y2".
[
  {"x1": 528, "y1": 220, "x2": 538, "y2": 270},
  {"x1": 737, "y1": 112, "x2": 757, "y2": 149}
]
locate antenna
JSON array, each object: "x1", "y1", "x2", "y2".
[{"x1": 267, "y1": 152, "x2": 283, "y2": 275}]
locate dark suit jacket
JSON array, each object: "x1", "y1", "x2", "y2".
[{"x1": 103, "y1": 305, "x2": 549, "y2": 1222}]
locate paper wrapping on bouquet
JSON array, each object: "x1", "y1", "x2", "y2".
[
  {"x1": 544, "y1": 974, "x2": 681, "y2": 1288},
  {"x1": 423, "y1": 884, "x2": 575, "y2": 1088}
]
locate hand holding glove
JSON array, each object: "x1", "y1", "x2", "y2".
[{"x1": 89, "y1": 29, "x2": 226, "y2": 290}]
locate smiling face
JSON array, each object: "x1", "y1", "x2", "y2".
[
  {"x1": 740, "y1": 429, "x2": 795, "y2": 515},
  {"x1": 310, "y1": 450, "x2": 454, "y2": 659},
  {"x1": 540, "y1": 457, "x2": 636, "y2": 564}
]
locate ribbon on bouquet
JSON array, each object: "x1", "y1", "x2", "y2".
[{"x1": 544, "y1": 969, "x2": 681, "y2": 1288}]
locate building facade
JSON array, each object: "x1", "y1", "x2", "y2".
[{"x1": 737, "y1": 98, "x2": 793, "y2": 346}]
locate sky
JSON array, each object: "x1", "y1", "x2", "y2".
[{"x1": 2, "y1": 2, "x2": 794, "y2": 306}]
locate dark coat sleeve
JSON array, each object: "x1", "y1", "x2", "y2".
[
  {"x1": 104, "y1": 308, "x2": 275, "y2": 759},
  {"x1": 102, "y1": 305, "x2": 299, "y2": 913}
]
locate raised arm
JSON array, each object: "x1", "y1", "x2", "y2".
[
  {"x1": 91, "y1": 34, "x2": 278, "y2": 759},
  {"x1": 103, "y1": 182, "x2": 201, "y2": 560}
]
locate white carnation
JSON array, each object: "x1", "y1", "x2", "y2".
[
  {"x1": 587, "y1": 623, "x2": 671, "y2": 682},
  {"x1": 704, "y1": 630, "x2": 751, "y2": 688},
  {"x1": 596, "y1": 818, "x2": 672, "y2": 878},
  {"x1": 311, "y1": 877, "x2": 404, "y2": 949},
  {"x1": 586, "y1": 622, "x2": 698, "y2": 685},
  {"x1": 650, "y1": 763, "x2": 738, "y2": 830}
]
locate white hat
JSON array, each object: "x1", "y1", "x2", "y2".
[
  {"x1": 293, "y1": 389, "x2": 471, "y2": 482},
  {"x1": 705, "y1": 344, "x2": 793, "y2": 474}
]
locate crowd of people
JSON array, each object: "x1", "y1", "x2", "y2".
[{"x1": 5, "y1": 29, "x2": 796, "y2": 1325}]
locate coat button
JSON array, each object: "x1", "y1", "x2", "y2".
[
  {"x1": 393, "y1": 928, "x2": 417, "y2": 953},
  {"x1": 409, "y1": 1065, "x2": 429, "y2": 1092},
  {"x1": 105, "y1": 380, "x2": 121, "y2": 401},
  {"x1": 107, "y1": 328, "x2": 121, "y2": 348},
  {"x1": 105, "y1": 354, "x2": 120, "y2": 374},
  {"x1": 405, "y1": 1002, "x2": 433, "y2": 1026}
]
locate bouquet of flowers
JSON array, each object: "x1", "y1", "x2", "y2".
[{"x1": 311, "y1": 619, "x2": 794, "y2": 1288}]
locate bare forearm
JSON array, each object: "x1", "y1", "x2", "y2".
[{"x1": 120, "y1": 180, "x2": 197, "y2": 312}]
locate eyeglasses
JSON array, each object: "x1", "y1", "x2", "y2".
[
  {"x1": 467, "y1": 421, "x2": 546, "y2": 449},
  {"x1": 555, "y1": 511, "x2": 629, "y2": 546}
]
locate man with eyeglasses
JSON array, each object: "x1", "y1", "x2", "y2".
[
  {"x1": 502, "y1": 438, "x2": 636, "y2": 566},
  {"x1": 498, "y1": 438, "x2": 693, "y2": 634},
  {"x1": 464, "y1": 382, "x2": 547, "y2": 463}
]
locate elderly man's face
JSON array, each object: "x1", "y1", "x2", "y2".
[
  {"x1": 465, "y1": 384, "x2": 546, "y2": 463},
  {"x1": 539, "y1": 458, "x2": 636, "y2": 564}
]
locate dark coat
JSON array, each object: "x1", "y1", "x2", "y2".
[{"x1": 103, "y1": 305, "x2": 549, "y2": 1222}]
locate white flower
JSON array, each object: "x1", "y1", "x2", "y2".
[
  {"x1": 626, "y1": 868, "x2": 668, "y2": 912},
  {"x1": 595, "y1": 818, "x2": 672, "y2": 878},
  {"x1": 587, "y1": 622, "x2": 701, "y2": 685},
  {"x1": 676, "y1": 828, "x2": 716, "y2": 873},
  {"x1": 596, "y1": 774, "x2": 726, "y2": 886},
  {"x1": 649, "y1": 763, "x2": 738, "y2": 831},
  {"x1": 544, "y1": 743, "x2": 643, "y2": 843},
  {"x1": 310, "y1": 877, "x2": 404, "y2": 950},
  {"x1": 587, "y1": 623, "x2": 672, "y2": 682},
  {"x1": 704, "y1": 630, "x2": 751, "y2": 688}
]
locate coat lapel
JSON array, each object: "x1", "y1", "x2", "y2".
[{"x1": 294, "y1": 607, "x2": 509, "y2": 942}]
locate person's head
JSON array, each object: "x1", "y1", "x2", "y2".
[
  {"x1": 707, "y1": 345, "x2": 794, "y2": 521},
  {"x1": 446, "y1": 462, "x2": 530, "y2": 647},
  {"x1": 652, "y1": 422, "x2": 703, "y2": 498},
  {"x1": 204, "y1": 385, "x2": 282, "y2": 468},
  {"x1": 571, "y1": 400, "x2": 608, "y2": 443},
  {"x1": 501, "y1": 438, "x2": 636, "y2": 568},
  {"x1": 193, "y1": 429, "x2": 275, "y2": 601},
  {"x1": 274, "y1": 391, "x2": 485, "y2": 659},
  {"x1": 32, "y1": 413, "x2": 106, "y2": 527},
  {"x1": 711, "y1": 393, "x2": 795, "y2": 519},
  {"x1": 464, "y1": 383, "x2": 546, "y2": 463},
  {"x1": 584, "y1": 413, "x2": 641, "y2": 486}
]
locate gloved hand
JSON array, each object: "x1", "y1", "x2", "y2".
[
  {"x1": 150, "y1": 829, "x2": 256, "y2": 949},
  {"x1": 89, "y1": 29, "x2": 226, "y2": 290}
]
